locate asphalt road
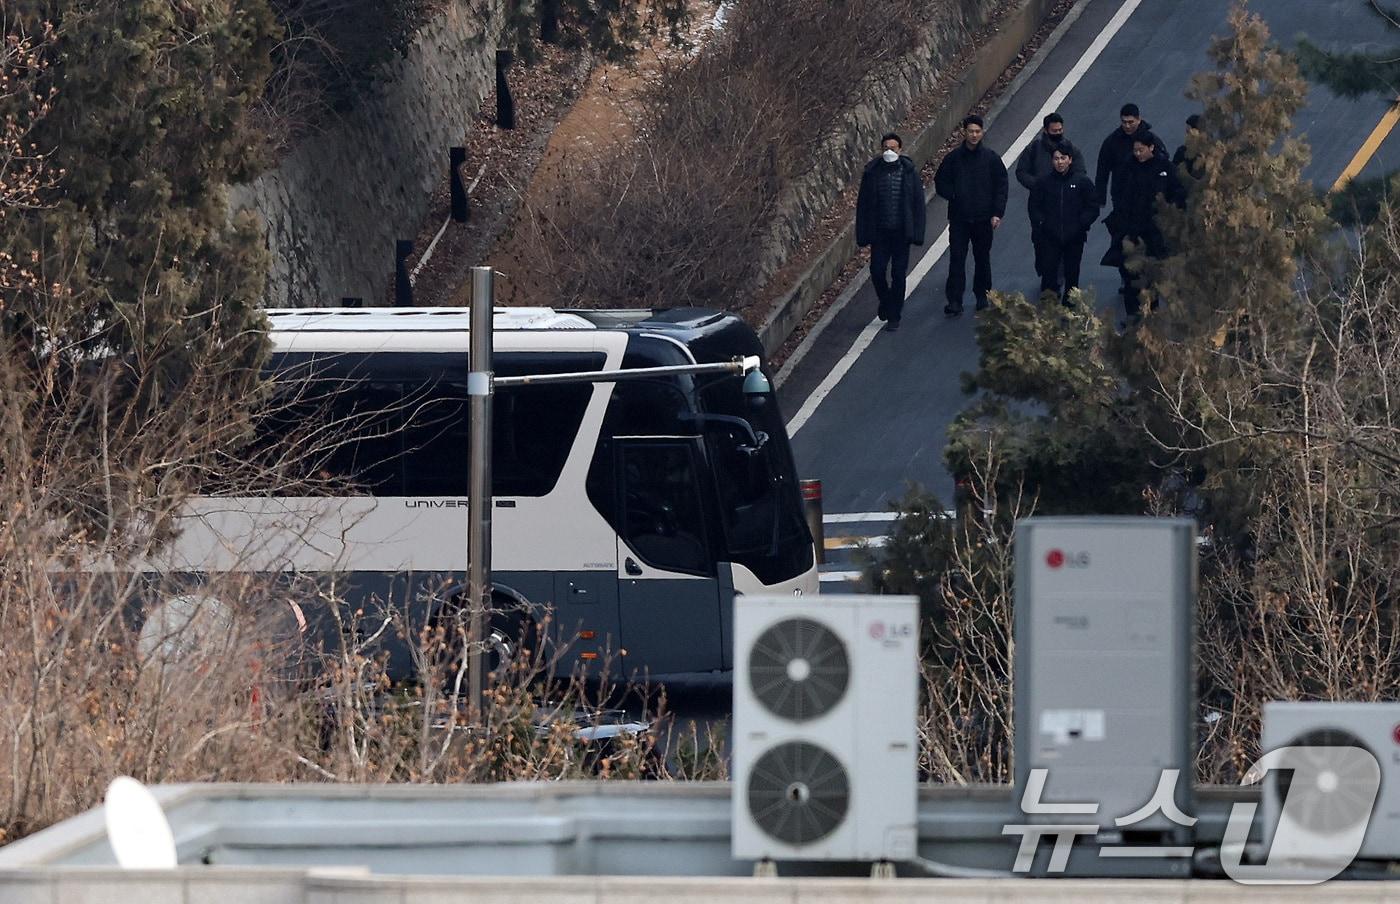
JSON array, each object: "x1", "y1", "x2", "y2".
[
  {"x1": 780, "y1": 0, "x2": 1400, "y2": 520},
  {"x1": 666, "y1": 0, "x2": 1400, "y2": 742}
]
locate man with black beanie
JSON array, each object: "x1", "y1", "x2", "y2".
[
  {"x1": 856, "y1": 132, "x2": 927, "y2": 331},
  {"x1": 934, "y1": 115, "x2": 1008, "y2": 315},
  {"x1": 1095, "y1": 103, "x2": 1166, "y2": 207}
]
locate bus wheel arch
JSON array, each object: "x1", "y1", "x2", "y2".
[{"x1": 432, "y1": 582, "x2": 549, "y2": 682}]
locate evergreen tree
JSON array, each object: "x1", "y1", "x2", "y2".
[
  {"x1": 1296, "y1": 1, "x2": 1400, "y2": 223},
  {"x1": 1296, "y1": 1, "x2": 1400, "y2": 99},
  {"x1": 1133, "y1": 4, "x2": 1327, "y2": 530},
  {"x1": 2, "y1": 3, "x2": 279, "y2": 536}
]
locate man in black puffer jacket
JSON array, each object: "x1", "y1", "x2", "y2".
[
  {"x1": 935, "y1": 115, "x2": 1008, "y2": 314},
  {"x1": 856, "y1": 131, "x2": 927, "y2": 330},
  {"x1": 1015, "y1": 112, "x2": 1086, "y2": 191},
  {"x1": 1028, "y1": 146, "x2": 1099, "y2": 304},
  {"x1": 1101, "y1": 131, "x2": 1184, "y2": 317},
  {"x1": 1095, "y1": 103, "x2": 1167, "y2": 207}
]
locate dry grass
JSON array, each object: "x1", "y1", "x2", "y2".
[{"x1": 509, "y1": 0, "x2": 929, "y2": 313}]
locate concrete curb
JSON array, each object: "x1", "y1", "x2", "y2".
[{"x1": 758, "y1": 0, "x2": 1061, "y2": 367}]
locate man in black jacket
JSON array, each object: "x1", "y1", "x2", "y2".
[
  {"x1": 1015, "y1": 112, "x2": 1086, "y2": 190},
  {"x1": 1101, "y1": 131, "x2": 1184, "y2": 317},
  {"x1": 855, "y1": 132, "x2": 927, "y2": 331},
  {"x1": 935, "y1": 115, "x2": 1008, "y2": 315},
  {"x1": 1028, "y1": 147, "x2": 1099, "y2": 304},
  {"x1": 1172, "y1": 114, "x2": 1204, "y2": 179},
  {"x1": 1095, "y1": 103, "x2": 1167, "y2": 207},
  {"x1": 1016, "y1": 112, "x2": 1086, "y2": 281}
]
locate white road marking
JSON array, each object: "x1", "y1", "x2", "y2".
[
  {"x1": 825, "y1": 535, "x2": 890, "y2": 549},
  {"x1": 409, "y1": 161, "x2": 490, "y2": 287},
  {"x1": 786, "y1": 0, "x2": 1147, "y2": 437},
  {"x1": 822, "y1": 510, "x2": 954, "y2": 523},
  {"x1": 823, "y1": 511, "x2": 900, "y2": 523}
]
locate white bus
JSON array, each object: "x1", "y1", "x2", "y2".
[{"x1": 167, "y1": 306, "x2": 817, "y2": 684}]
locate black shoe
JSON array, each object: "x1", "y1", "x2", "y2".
[
  {"x1": 876, "y1": 305, "x2": 888, "y2": 322},
  {"x1": 975, "y1": 296, "x2": 989, "y2": 312},
  {"x1": 884, "y1": 319, "x2": 900, "y2": 332},
  {"x1": 944, "y1": 302, "x2": 963, "y2": 317}
]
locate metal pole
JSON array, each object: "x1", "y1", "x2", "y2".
[
  {"x1": 801, "y1": 479, "x2": 825, "y2": 565},
  {"x1": 467, "y1": 266, "x2": 495, "y2": 719}
]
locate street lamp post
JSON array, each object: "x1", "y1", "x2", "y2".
[{"x1": 466, "y1": 267, "x2": 494, "y2": 719}]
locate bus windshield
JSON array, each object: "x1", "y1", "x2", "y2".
[{"x1": 696, "y1": 375, "x2": 811, "y2": 584}]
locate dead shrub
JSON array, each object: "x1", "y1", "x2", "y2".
[{"x1": 516, "y1": 0, "x2": 930, "y2": 311}]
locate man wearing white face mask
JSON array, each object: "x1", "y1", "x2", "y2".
[{"x1": 855, "y1": 132, "x2": 927, "y2": 331}]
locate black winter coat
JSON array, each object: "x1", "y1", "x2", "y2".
[
  {"x1": 1028, "y1": 170, "x2": 1099, "y2": 244},
  {"x1": 1172, "y1": 144, "x2": 1204, "y2": 179},
  {"x1": 1015, "y1": 134, "x2": 1086, "y2": 191},
  {"x1": 1101, "y1": 152, "x2": 1183, "y2": 266},
  {"x1": 855, "y1": 155, "x2": 927, "y2": 247},
  {"x1": 1095, "y1": 122, "x2": 1167, "y2": 205},
  {"x1": 934, "y1": 142, "x2": 1008, "y2": 223}
]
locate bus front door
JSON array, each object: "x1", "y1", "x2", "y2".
[{"x1": 614, "y1": 439, "x2": 723, "y2": 678}]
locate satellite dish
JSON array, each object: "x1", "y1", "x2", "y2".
[{"x1": 104, "y1": 776, "x2": 177, "y2": 869}]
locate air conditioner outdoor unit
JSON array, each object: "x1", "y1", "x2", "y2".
[
  {"x1": 731, "y1": 594, "x2": 919, "y2": 863},
  {"x1": 1262, "y1": 701, "x2": 1400, "y2": 862}
]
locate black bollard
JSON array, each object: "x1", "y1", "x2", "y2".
[
  {"x1": 540, "y1": 0, "x2": 559, "y2": 44},
  {"x1": 496, "y1": 50, "x2": 516, "y2": 130},
  {"x1": 394, "y1": 240, "x2": 414, "y2": 307},
  {"x1": 450, "y1": 146, "x2": 469, "y2": 223}
]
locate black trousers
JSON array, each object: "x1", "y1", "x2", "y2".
[
  {"x1": 1035, "y1": 235, "x2": 1085, "y2": 300},
  {"x1": 870, "y1": 229, "x2": 912, "y2": 321},
  {"x1": 1116, "y1": 230, "x2": 1166, "y2": 316},
  {"x1": 946, "y1": 218, "x2": 995, "y2": 308}
]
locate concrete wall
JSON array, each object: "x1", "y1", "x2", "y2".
[
  {"x1": 0, "y1": 781, "x2": 1254, "y2": 878},
  {"x1": 231, "y1": 1, "x2": 507, "y2": 308}
]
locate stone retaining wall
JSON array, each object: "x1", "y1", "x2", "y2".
[{"x1": 230, "y1": 1, "x2": 508, "y2": 308}]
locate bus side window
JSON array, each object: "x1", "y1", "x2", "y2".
[
  {"x1": 399, "y1": 379, "x2": 469, "y2": 496},
  {"x1": 619, "y1": 442, "x2": 710, "y2": 576}
]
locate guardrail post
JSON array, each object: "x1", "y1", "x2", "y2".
[
  {"x1": 540, "y1": 0, "x2": 559, "y2": 44},
  {"x1": 801, "y1": 479, "x2": 825, "y2": 565},
  {"x1": 496, "y1": 50, "x2": 516, "y2": 130},
  {"x1": 394, "y1": 240, "x2": 414, "y2": 306},
  {"x1": 450, "y1": 147, "x2": 469, "y2": 223}
]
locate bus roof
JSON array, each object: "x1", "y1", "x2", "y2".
[
  {"x1": 263, "y1": 307, "x2": 753, "y2": 359},
  {"x1": 264, "y1": 308, "x2": 595, "y2": 333},
  {"x1": 263, "y1": 307, "x2": 735, "y2": 335}
]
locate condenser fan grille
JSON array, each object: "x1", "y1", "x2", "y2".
[
  {"x1": 747, "y1": 741, "x2": 850, "y2": 845},
  {"x1": 1274, "y1": 728, "x2": 1378, "y2": 835},
  {"x1": 748, "y1": 617, "x2": 850, "y2": 721}
]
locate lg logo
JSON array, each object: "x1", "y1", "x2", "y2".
[
  {"x1": 1046, "y1": 548, "x2": 1091, "y2": 569},
  {"x1": 869, "y1": 622, "x2": 913, "y2": 641}
]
